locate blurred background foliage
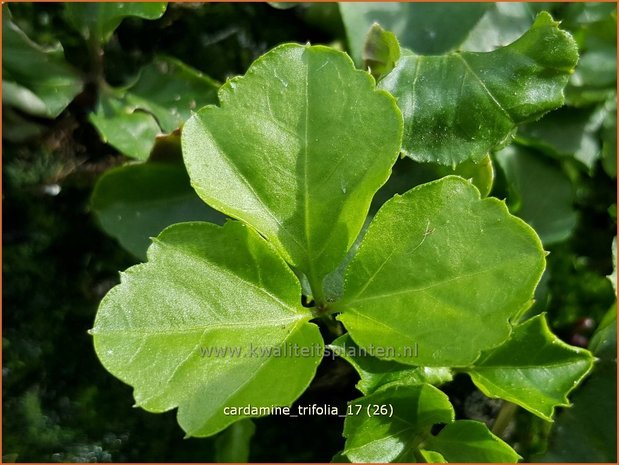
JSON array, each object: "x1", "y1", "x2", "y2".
[{"x1": 2, "y1": 2, "x2": 616, "y2": 462}]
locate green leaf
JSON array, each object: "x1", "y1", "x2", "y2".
[
  {"x1": 589, "y1": 304, "x2": 616, "y2": 360},
  {"x1": 541, "y1": 309, "x2": 617, "y2": 462},
  {"x1": 363, "y1": 23, "x2": 400, "y2": 81},
  {"x1": 433, "y1": 154, "x2": 495, "y2": 197},
  {"x1": 343, "y1": 384, "x2": 519, "y2": 463},
  {"x1": 565, "y1": 11, "x2": 616, "y2": 107},
  {"x1": 516, "y1": 105, "x2": 606, "y2": 172},
  {"x1": 337, "y1": 176, "x2": 546, "y2": 367},
  {"x1": 125, "y1": 56, "x2": 220, "y2": 134},
  {"x1": 64, "y1": 2, "x2": 167, "y2": 43},
  {"x1": 91, "y1": 56, "x2": 219, "y2": 160},
  {"x1": 424, "y1": 420, "x2": 521, "y2": 463},
  {"x1": 214, "y1": 419, "x2": 256, "y2": 462},
  {"x1": 339, "y1": 3, "x2": 489, "y2": 61},
  {"x1": 379, "y1": 12, "x2": 578, "y2": 165},
  {"x1": 91, "y1": 161, "x2": 226, "y2": 260},
  {"x1": 495, "y1": 145, "x2": 577, "y2": 245},
  {"x1": 2, "y1": 8, "x2": 83, "y2": 118},
  {"x1": 458, "y1": 3, "x2": 536, "y2": 52},
  {"x1": 342, "y1": 384, "x2": 454, "y2": 463},
  {"x1": 467, "y1": 314, "x2": 594, "y2": 420},
  {"x1": 602, "y1": 98, "x2": 617, "y2": 178},
  {"x1": 91, "y1": 221, "x2": 322, "y2": 437},
  {"x1": 329, "y1": 334, "x2": 452, "y2": 395},
  {"x1": 418, "y1": 449, "x2": 447, "y2": 463},
  {"x1": 90, "y1": 94, "x2": 161, "y2": 161},
  {"x1": 182, "y1": 43, "x2": 402, "y2": 301}
]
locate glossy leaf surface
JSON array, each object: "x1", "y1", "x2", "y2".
[
  {"x1": 541, "y1": 306, "x2": 617, "y2": 462},
  {"x1": 338, "y1": 176, "x2": 546, "y2": 367},
  {"x1": 468, "y1": 314, "x2": 594, "y2": 420},
  {"x1": 182, "y1": 43, "x2": 402, "y2": 298},
  {"x1": 380, "y1": 12, "x2": 578, "y2": 165},
  {"x1": 92, "y1": 221, "x2": 322, "y2": 437}
]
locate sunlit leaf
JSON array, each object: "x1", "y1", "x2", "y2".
[
  {"x1": 337, "y1": 176, "x2": 546, "y2": 367},
  {"x1": 182, "y1": 43, "x2": 402, "y2": 301},
  {"x1": 91, "y1": 221, "x2": 322, "y2": 437}
]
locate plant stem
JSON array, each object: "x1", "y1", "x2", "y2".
[{"x1": 492, "y1": 401, "x2": 518, "y2": 438}]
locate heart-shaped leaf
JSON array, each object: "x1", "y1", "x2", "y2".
[
  {"x1": 467, "y1": 314, "x2": 594, "y2": 420},
  {"x1": 182, "y1": 43, "x2": 402, "y2": 301},
  {"x1": 337, "y1": 176, "x2": 546, "y2": 367},
  {"x1": 379, "y1": 12, "x2": 578, "y2": 166},
  {"x1": 91, "y1": 221, "x2": 322, "y2": 437}
]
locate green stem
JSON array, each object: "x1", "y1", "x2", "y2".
[
  {"x1": 308, "y1": 273, "x2": 326, "y2": 308},
  {"x1": 492, "y1": 401, "x2": 518, "y2": 438}
]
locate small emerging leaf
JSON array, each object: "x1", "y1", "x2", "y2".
[
  {"x1": 363, "y1": 23, "x2": 400, "y2": 80},
  {"x1": 467, "y1": 314, "x2": 595, "y2": 421},
  {"x1": 338, "y1": 176, "x2": 546, "y2": 367},
  {"x1": 380, "y1": 12, "x2": 579, "y2": 165},
  {"x1": 339, "y1": 3, "x2": 489, "y2": 61}
]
